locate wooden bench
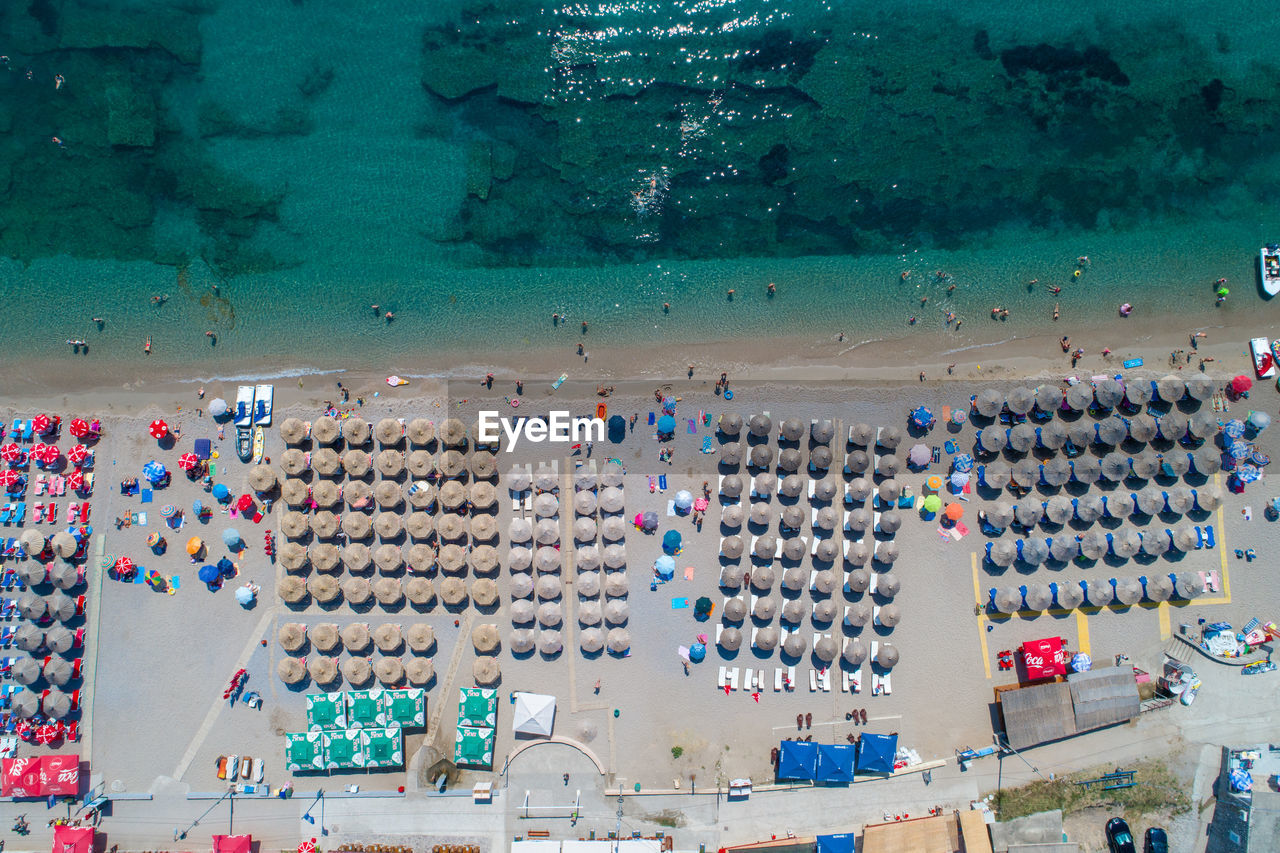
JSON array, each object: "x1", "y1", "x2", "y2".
[{"x1": 527, "y1": 831, "x2": 551, "y2": 839}]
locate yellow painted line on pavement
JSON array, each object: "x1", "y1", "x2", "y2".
[
  {"x1": 972, "y1": 553, "x2": 991, "y2": 679},
  {"x1": 1074, "y1": 609, "x2": 1091, "y2": 657},
  {"x1": 1157, "y1": 602, "x2": 1171, "y2": 639}
]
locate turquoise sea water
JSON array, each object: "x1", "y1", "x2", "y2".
[{"x1": 1, "y1": 0, "x2": 1279, "y2": 375}]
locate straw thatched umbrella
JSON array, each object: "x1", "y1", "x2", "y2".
[
  {"x1": 342, "y1": 657, "x2": 373, "y2": 687},
  {"x1": 1160, "y1": 451, "x2": 1190, "y2": 478},
  {"x1": 400, "y1": 657, "x2": 432, "y2": 686},
  {"x1": 471, "y1": 451, "x2": 497, "y2": 480},
  {"x1": 341, "y1": 416, "x2": 370, "y2": 446},
  {"x1": 334, "y1": 624, "x2": 368, "y2": 656},
  {"x1": 1034, "y1": 422, "x2": 1066, "y2": 452},
  {"x1": 811, "y1": 418, "x2": 835, "y2": 444},
  {"x1": 876, "y1": 454, "x2": 902, "y2": 478},
  {"x1": 536, "y1": 631, "x2": 562, "y2": 656},
  {"x1": 470, "y1": 544, "x2": 499, "y2": 576},
  {"x1": 470, "y1": 515, "x2": 498, "y2": 542},
  {"x1": 1096, "y1": 452, "x2": 1127, "y2": 482},
  {"x1": 280, "y1": 418, "x2": 308, "y2": 445},
  {"x1": 1155, "y1": 374, "x2": 1184, "y2": 403},
  {"x1": 988, "y1": 540, "x2": 1016, "y2": 568},
  {"x1": 845, "y1": 540, "x2": 870, "y2": 566},
  {"x1": 875, "y1": 644, "x2": 900, "y2": 670},
  {"x1": 746, "y1": 565, "x2": 773, "y2": 591},
  {"x1": 278, "y1": 657, "x2": 306, "y2": 685},
  {"x1": 338, "y1": 576, "x2": 370, "y2": 606},
  {"x1": 1134, "y1": 488, "x2": 1164, "y2": 516},
  {"x1": 248, "y1": 464, "x2": 277, "y2": 493},
  {"x1": 1013, "y1": 497, "x2": 1042, "y2": 528},
  {"x1": 718, "y1": 505, "x2": 743, "y2": 531},
  {"x1": 43, "y1": 625, "x2": 73, "y2": 654},
  {"x1": 309, "y1": 480, "x2": 338, "y2": 509},
  {"x1": 400, "y1": 572, "x2": 434, "y2": 605},
  {"x1": 311, "y1": 511, "x2": 340, "y2": 539},
  {"x1": 978, "y1": 428, "x2": 1007, "y2": 454},
  {"x1": 781, "y1": 566, "x2": 805, "y2": 592},
  {"x1": 602, "y1": 598, "x2": 630, "y2": 626},
  {"x1": 753, "y1": 626, "x2": 780, "y2": 651},
  {"x1": 779, "y1": 474, "x2": 802, "y2": 499},
  {"x1": 875, "y1": 572, "x2": 899, "y2": 598},
  {"x1": 532, "y1": 492, "x2": 562, "y2": 519},
  {"x1": 813, "y1": 635, "x2": 838, "y2": 662},
  {"x1": 1020, "y1": 538, "x2": 1049, "y2": 566},
  {"x1": 470, "y1": 577, "x2": 498, "y2": 607},
  {"x1": 509, "y1": 598, "x2": 537, "y2": 625},
  {"x1": 1050, "y1": 581, "x2": 1083, "y2": 610},
  {"x1": 575, "y1": 545, "x2": 601, "y2": 572},
  {"x1": 11, "y1": 622, "x2": 40, "y2": 652},
  {"x1": 312, "y1": 416, "x2": 341, "y2": 445},
  {"x1": 1073, "y1": 529, "x2": 1104, "y2": 561},
  {"x1": 1129, "y1": 451, "x2": 1159, "y2": 481},
  {"x1": 8, "y1": 657, "x2": 38, "y2": 686},
  {"x1": 337, "y1": 540, "x2": 369, "y2": 572},
  {"x1": 779, "y1": 505, "x2": 804, "y2": 532},
  {"x1": 1164, "y1": 486, "x2": 1193, "y2": 515},
  {"x1": 1039, "y1": 457, "x2": 1070, "y2": 488},
  {"x1": 508, "y1": 548, "x2": 534, "y2": 577},
  {"x1": 1062, "y1": 382, "x2": 1092, "y2": 412},
  {"x1": 281, "y1": 510, "x2": 309, "y2": 540},
  {"x1": 717, "y1": 442, "x2": 743, "y2": 468},
  {"x1": 744, "y1": 413, "x2": 770, "y2": 439},
  {"x1": 1102, "y1": 493, "x2": 1133, "y2": 523},
  {"x1": 841, "y1": 638, "x2": 867, "y2": 666},
  {"x1": 878, "y1": 425, "x2": 903, "y2": 450},
  {"x1": 573, "y1": 490, "x2": 598, "y2": 517},
  {"x1": 436, "y1": 418, "x2": 464, "y2": 447},
  {"x1": 1034, "y1": 384, "x2": 1064, "y2": 414},
  {"x1": 1142, "y1": 574, "x2": 1175, "y2": 602},
  {"x1": 466, "y1": 481, "x2": 497, "y2": 511},
  {"x1": 307, "y1": 575, "x2": 340, "y2": 603},
  {"x1": 374, "y1": 577, "x2": 404, "y2": 606},
  {"x1": 565, "y1": 625, "x2": 601, "y2": 654},
  {"x1": 876, "y1": 541, "x2": 900, "y2": 564},
  {"x1": 374, "y1": 543, "x2": 403, "y2": 574},
  {"x1": 1008, "y1": 457, "x2": 1037, "y2": 489},
  {"x1": 1174, "y1": 571, "x2": 1204, "y2": 599},
  {"x1": 312, "y1": 542, "x2": 341, "y2": 573},
  {"x1": 1049, "y1": 536, "x2": 1079, "y2": 562},
  {"x1": 987, "y1": 501, "x2": 1015, "y2": 529},
  {"x1": 1113, "y1": 577, "x2": 1142, "y2": 605},
  {"x1": 877, "y1": 510, "x2": 902, "y2": 534},
  {"x1": 973, "y1": 389, "x2": 1002, "y2": 418},
  {"x1": 575, "y1": 570, "x2": 601, "y2": 598},
  {"x1": 992, "y1": 587, "x2": 1021, "y2": 613},
  {"x1": 719, "y1": 566, "x2": 744, "y2": 589},
  {"x1": 404, "y1": 450, "x2": 434, "y2": 479},
  {"x1": 376, "y1": 449, "x2": 404, "y2": 478},
  {"x1": 710, "y1": 625, "x2": 741, "y2": 652},
  {"x1": 777, "y1": 417, "x2": 802, "y2": 443},
  {"x1": 585, "y1": 488, "x2": 620, "y2": 518},
  {"x1": 1141, "y1": 530, "x2": 1171, "y2": 557},
  {"x1": 815, "y1": 539, "x2": 839, "y2": 564},
  {"x1": 368, "y1": 512, "x2": 401, "y2": 542},
  {"x1": 1043, "y1": 495, "x2": 1072, "y2": 525},
  {"x1": 1083, "y1": 578, "x2": 1113, "y2": 606},
  {"x1": 1181, "y1": 374, "x2": 1214, "y2": 402},
  {"x1": 279, "y1": 575, "x2": 308, "y2": 604},
  {"x1": 307, "y1": 657, "x2": 339, "y2": 685},
  {"x1": 845, "y1": 451, "x2": 869, "y2": 475},
  {"x1": 595, "y1": 544, "x2": 624, "y2": 571},
  {"x1": 47, "y1": 529, "x2": 74, "y2": 562},
  {"x1": 536, "y1": 575, "x2": 564, "y2": 600},
  {"x1": 1110, "y1": 528, "x2": 1141, "y2": 558},
  {"x1": 1070, "y1": 494, "x2": 1102, "y2": 524},
  {"x1": 336, "y1": 480, "x2": 369, "y2": 510},
  {"x1": 529, "y1": 519, "x2": 557, "y2": 547},
  {"x1": 434, "y1": 481, "x2": 465, "y2": 513},
  {"x1": 1008, "y1": 422, "x2": 1037, "y2": 454},
  {"x1": 1003, "y1": 387, "x2": 1033, "y2": 416},
  {"x1": 341, "y1": 449, "x2": 371, "y2": 478},
  {"x1": 1065, "y1": 457, "x2": 1097, "y2": 487},
  {"x1": 1127, "y1": 414, "x2": 1158, "y2": 444},
  {"x1": 1191, "y1": 446, "x2": 1222, "y2": 476},
  {"x1": 605, "y1": 573, "x2": 629, "y2": 598},
  {"x1": 711, "y1": 412, "x2": 742, "y2": 438},
  {"x1": 877, "y1": 481, "x2": 901, "y2": 505},
  {"x1": 845, "y1": 569, "x2": 870, "y2": 594},
  {"x1": 1186, "y1": 411, "x2": 1216, "y2": 442},
  {"x1": 312, "y1": 448, "x2": 341, "y2": 478},
  {"x1": 810, "y1": 446, "x2": 833, "y2": 470},
  {"x1": 1170, "y1": 524, "x2": 1198, "y2": 552},
  {"x1": 778, "y1": 631, "x2": 804, "y2": 658},
  {"x1": 1092, "y1": 378, "x2": 1123, "y2": 410},
  {"x1": 1021, "y1": 583, "x2": 1050, "y2": 611},
  {"x1": 335, "y1": 511, "x2": 369, "y2": 540},
  {"x1": 534, "y1": 546, "x2": 561, "y2": 574},
  {"x1": 840, "y1": 421, "x2": 868, "y2": 446},
  {"x1": 1096, "y1": 416, "x2": 1126, "y2": 446},
  {"x1": 873, "y1": 602, "x2": 900, "y2": 627},
  {"x1": 537, "y1": 601, "x2": 564, "y2": 627},
  {"x1": 750, "y1": 444, "x2": 775, "y2": 469},
  {"x1": 373, "y1": 418, "x2": 402, "y2": 446},
  {"x1": 753, "y1": 534, "x2": 777, "y2": 560},
  {"x1": 465, "y1": 623, "x2": 498, "y2": 654},
  {"x1": 474, "y1": 658, "x2": 500, "y2": 684},
  {"x1": 403, "y1": 417, "x2": 434, "y2": 446},
  {"x1": 743, "y1": 504, "x2": 767, "y2": 530},
  {"x1": 429, "y1": 515, "x2": 460, "y2": 545}
]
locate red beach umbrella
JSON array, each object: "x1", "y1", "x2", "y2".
[
  {"x1": 114, "y1": 556, "x2": 134, "y2": 574},
  {"x1": 0, "y1": 444, "x2": 21, "y2": 464},
  {"x1": 237, "y1": 494, "x2": 255, "y2": 512},
  {"x1": 0, "y1": 470, "x2": 20, "y2": 489},
  {"x1": 177, "y1": 452, "x2": 199, "y2": 471},
  {"x1": 65, "y1": 470, "x2": 84, "y2": 492},
  {"x1": 37, "y1": 445, "x2": 60, "y2": 466},
  {"x1": 1231, "y1": 375, "x2": 1253, "y2": 396},
  {"x1": 65, "y1": 445, "x2": 88, "y2": 466},
  {"x1": 33, "y1": 724, "x2": 59, "y2": 746},
  {"x1": 298, "y1": 840, "x2": 317, "y2": 853},
  {"x1": 149, "y1": 419, "x2": 169, "y2": 439},
  {"x1": 30, "y1": 415, "x2": 51, "y2": 435},
  {"x1": 30, "y1": 443, "x2": 49, "y2": 461},
  {"x1": 68, "y1": 419, "x2": 89, "y2": 438}
]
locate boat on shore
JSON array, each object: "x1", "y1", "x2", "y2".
[
  {"x1": 253, "y1": 384, "x2": 274, "y2": 427},
  {"x1": 234, "y1": 386, "x2": 255, "y2": 428},
  {"x1": 236, "y1": 427, "x2": 253, "y2": 462},
  {"x1": 1251, "y1": 337, "x2": 1276, "y2": 379},
  {"x1": 1262, "y1": 244, "x2": 1280, "y2": 297}
]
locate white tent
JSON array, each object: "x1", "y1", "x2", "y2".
[{"x1": 512, "y1": 691, "x2": 557, "y2": 738}]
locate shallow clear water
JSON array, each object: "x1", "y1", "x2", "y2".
[{"x1": 1, "y1": 0, "x2": 1278, "y2": 373}]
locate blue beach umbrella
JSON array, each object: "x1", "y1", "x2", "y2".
[
  {"x1": 217, "y1": 556, "x2": 236, "y2": 577},
  {"x1": 142, "y1": 460, "x2": 167, "y2": 483},
  {"x1": 910, "y1": 406, "x2": 934, "y2": 430},
  {"x1": 654, "y1": 555, "x2": 675, "y2": 580},
  {"x1": 1228, "y1": 441, "x2": 1250, "y2": 461},
  {"x1": 1235, "y1": 464, "x2": 1261, "y2": 485},
  {"x1": 198, "y1": 564, "x2": 219, "y2": 584},
  {"x1": 949, "y1": 471, "x2": 969, "y2": 492},
  {"x1": 212, "y1": 483, "x2": 230, "y2": 501},
  {"x1": 1071, "y1": 652, "x2": 1091, "y2": 672},
  {"x1": 1247, "y1": 411, "x2": 1271, "y2": 434},
  {"x1": 1224, "y1": 419, "x2": 1246, "y2": 439},
  {"x1": 222, "y1": 528, "x2": 242, "y2": 549},
  {"x1": 656, "y1": 415, "x2": 676, "y2": 435},
  {"x1": 662, "y1": 530, "x2": 682, "y2": 554},
  {"x1": 234, "y1": 585, "x2": 255, "y2": 606},
  {"x1": 953, "y1": 454, "x2": 974, "y2": 473},
  {"x1": 662, "y1": 396, "x2": 677, "y2": 413},
  {"x1": 688, "y1": 643, "x2": 706, "y2": 663}
]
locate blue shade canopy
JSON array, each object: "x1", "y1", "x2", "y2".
[
  {"x1": 777, "y1": 740, "x2": 818, "y2": 780},
  {"x1": 856, "y1": 732, "x2": 898, "y2": 774}
]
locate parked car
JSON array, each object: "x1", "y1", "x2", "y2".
[
  {"x1": 1143, "y1": 827, "x2": 1168, "y2": 853},
  {"x1": 1105, "y1": 817, "x2": 1136, "y2": 853}
]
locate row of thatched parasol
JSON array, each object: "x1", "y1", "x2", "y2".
[
  {"x1": 280, "y1": 574, "x2": 495, "y2": 607},
  {"x1": 715, "y1": 625, "x2": 898, "y2": 668},
  {"x1": 987, "y1": 524, "x2": 1214, "y2": 567},
  {"x1": 989, "y1": 572, "x2": 1204, "y2": 613},
  {"x1": 718, "y1": 415, "x2": 838, "y2": 444},
  {"x1": 279, "y1": 507, "x2": 498, "y2": 543},
  {"x1": 282, "y1": 416, "x2": 478, "y2": 450},
  {"x1": 278, "y1": 541, "x2": 497, "y2": 576},
  {"x1": 278, "y1": 654, "x2": 435, "y2": 688}
]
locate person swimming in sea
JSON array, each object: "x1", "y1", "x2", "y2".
[
  {"x1": 144, "y1": 336, "x2": 152, "y2": 354},
  {"x1": 151, "y1": 294, "x2": 168, "y2": 305}
]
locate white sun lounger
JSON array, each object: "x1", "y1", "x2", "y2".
[
  {"x1": 809, "y1": 569, "x2": 820, "y2": 590},
  {"x1": 868, "y1": 573, "x2": 878, "y2": 595},
  {"x1": 787, "y1": 665, "x2": 796, "y2": 689},
  {"x1": 820, "y1": 669, "x2": 831, "y2": 692},
  {"x1": 872, "y1": 511, "x2": 882, "y2": 532},
  {"x1": 870, "y1": 641, "x2": 879, "y2": 662},
  {"x1": 808, "y1": 479, "x2": 817, "y2": 499},
  {"x1": 715, "y1": 624, "x2": 725, "y2": 645},
  {"x1": 718, "y1": 666, "x2": 728, "y2": 689},
  {"x1": 809, "y1": 669, "x2": 818, "y2": 692},
  {"x1": 873, "y1": 604, "x2": 882, "y2": 625},
  {"x1": 774, "y1": 668, "x2": 784, "y2": 691},
  {"x1": 872, "y1": 673, "x2": 892, "y2": 695},
  {"x1": 811, "y1": 537, "x2": 822, "y2": 555},
  {"x1": 751, "y1": 626, "x2": 761, "y2": 649},
  {"x1": 727, "y1": 667, "x2": 739, "y2": 690},
  {"x1": 745, "y1": 668, "x2": 754, "y2": 690}
]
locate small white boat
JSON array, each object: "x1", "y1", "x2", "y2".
[
  {"x1": 253, "y1": 384, "x2": 274, "y2": 426},
  {"x1": 1262, "y1": 244, "x2": 1280, "y2": 297},
  {"x1": 1250, "y1": 337, "x2": 1276, "y2": 379},
  {"x1": 234, "y1": 386, "x2": 255, "y2": 427}
]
